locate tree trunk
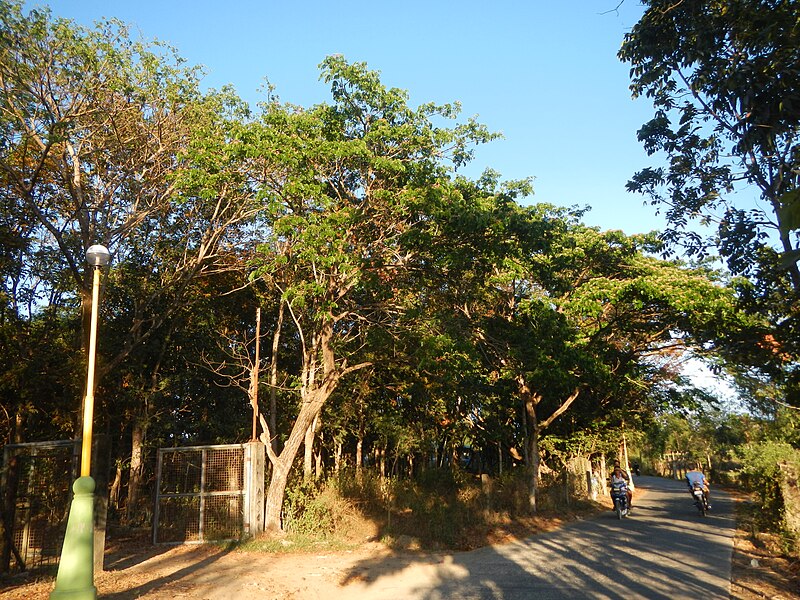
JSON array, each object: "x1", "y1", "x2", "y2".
[
  {"x1": 109, "y1": 461, "x2": 123, "y2": 511},
  {"x1": 519, "y1": 377, "x2": 581, "y2": 514},
  {"x1": 334, "y1": 441, "x2": 342, "y2": 473},
  {"x1": 520, "y1": 378, "x2": 540, "y2": 514},
  {"x1": 260, "y1": 316, "x2": 366, "y2": 531},
  {"x1": 498, "y1": 442, "x2": 503, "y2": 475},
  {"x1": 621, "y1": 431, "x2": 635, "y2": 491},
  {"x1": 600, "y1": 453, "x2": 608, "y2": 496},
  {"x1": 12, "y1": 411, "x2": 24, "y2": 444},
  {"x1": 261, "y1": 387, "x2": 333, "y2": 531},
  {"x1": 314, "y1": 429, "x2": 323, "y2": 479},
  {"x1": 250, "y1": 307, "x2": 262, "y2": 441},
  {"x1": 263, "y1": 455, "x2": 292, "y2": 533},
  {"x1": 528, "y1": 423, "x2": 540, "y2": 514},
  {"x1": 125, "y1": 420, "x2": 145, "y2": 525},
  {"x1": 303, "y1": 414, "x2": 319, "y2": 480},
  {"x1": 269, "y1": 301, "x2": 284, "y2": 455},
  {"x1": 125, "y1": 332, "x2": 167, "y2": 525},
  {"x1": 356, "y1": 405, "x2": 366, "y2": 481},
  {"x1": 356, "y1": 437, "x2": 363, "y2": 483}
]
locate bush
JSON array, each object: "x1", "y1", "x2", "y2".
[
  {"x1": 381, "y1": 468, "x2": 482, "y2": 549},
  {"x1": 283, "y1": 478, "x2": 333, "y2": 536},
  {"x1": 272, "y1": 465, "x2": 605, "y2": 553}
]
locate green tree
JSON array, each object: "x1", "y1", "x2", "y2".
[
  {"x1": 619, "y1": 0, "x2": 800, "y2": 280},
  {"x1": 619, "y1": 0, "x2": 800, "y2": 406},
  {"x1": 0, "y1": 2, "x2": 271, "y2": 509},
  {"x1": 418, "y1": 180, "x2": 745, "y2": 511},
  {"x1": 248, "y1": 56, "x2": 496, "y2": 531}
]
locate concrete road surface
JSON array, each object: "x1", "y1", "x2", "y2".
[{"x1": 339, "y1": 475, "x2": 735, "y2": 599}]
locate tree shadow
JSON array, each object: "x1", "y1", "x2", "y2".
[
  {"x1": 103, "y1": 528, "x2": 174, "y2": 571},
  {"x1": 101, "y1": 545, "x2": 234, "y2": 599}
]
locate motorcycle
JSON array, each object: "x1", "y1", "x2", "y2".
[
  {"x1": 611, "y1": 481, "x2": 629, "y2": 519},
  {"x1": 691, "y1": 483, "x2": 709, "y2": 516}
]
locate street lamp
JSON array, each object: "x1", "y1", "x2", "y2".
[{"x1": 50, "y1": 244, "x2": 110, "y2": 600}]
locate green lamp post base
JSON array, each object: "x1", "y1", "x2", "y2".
[{"x1": 49, "y1": 476, "x2": 96, "y2": 600}]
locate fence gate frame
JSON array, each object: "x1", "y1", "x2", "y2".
[{"x1": 153, "y1": 441, "x2": 264, "y2": 545}]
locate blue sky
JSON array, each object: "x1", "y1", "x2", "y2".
[{"x1": 27, "y1": 1, "x2": 665, "y2": 235}]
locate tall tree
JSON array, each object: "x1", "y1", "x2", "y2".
[
  {"x1": 0, "y1": 2, "x2": 269, "y2": 507},
  {"x1": 248, "y1": 56, "x2": 496, "y2": 531},
  {"x1": 414, "y1": 174, "x2": 745, "y2": 510},
  {"x1": 619, "y1": 0, "x2": 800, "y2": 280}
]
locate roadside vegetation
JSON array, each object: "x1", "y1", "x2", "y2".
[{"x1": 248, "y1": 468, "x2": 605, "y2": 553}]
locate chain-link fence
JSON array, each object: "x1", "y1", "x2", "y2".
[{"x1": 1, "y1": 440, "x2": 78, "y2": 574}]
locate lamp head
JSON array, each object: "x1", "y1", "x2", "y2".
[{"x1": 86, "y1": 244, "x2": 111, "y2": 267}]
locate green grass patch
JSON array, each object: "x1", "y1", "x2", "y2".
[{"x1": 237, "y1": 533, "x2": 357, "y2": 554}]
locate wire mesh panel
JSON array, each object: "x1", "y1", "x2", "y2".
[
  {"x1": 159, "y1": 449, "x2": 203, "y2": 495},
  {"x1": 205, "y1": 447, "x2": 244, "y2": 492},
  {"x1": 1, "y1": 440, "x2": 77, "y2": 574},
  {"x1": 154, "y1": 444, "x2": 247, "y2": 544},
  {"x1": 155, "y1": 495, "x2": 201, "y2": 544},
  {"x1": 203, "y1": 494, "x2": 243, "y2": 540}
]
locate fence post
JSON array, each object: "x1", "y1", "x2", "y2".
[
  {"x1": 245, "y1": 442, "x2": 265, "y2": 536},
  {"x1": 152, "y1": 449, "x2": 164, "y2": 545},
  {"x1": 199, "y1": 449, "x2": 207, "y2": 542}
]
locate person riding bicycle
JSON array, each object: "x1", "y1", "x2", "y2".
[{"x1": 685, "y1": 469, "x2": 711, "y2": 509}]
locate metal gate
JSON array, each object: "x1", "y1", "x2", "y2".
[
  {"x1": 153, "y1": 443, "x2": 263, "y2": 544},
  {"x1": 1, "y1": 440, "x2": 78, "y2": 573}
]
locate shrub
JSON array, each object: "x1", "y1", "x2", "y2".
[
  {"x1": 283, "y1": 478, "x2": 356, "y2": 537},
  {"x1": 735, "y1": 441, "x2": 800, "y2": 553}
]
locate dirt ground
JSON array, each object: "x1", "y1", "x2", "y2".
[
  {"x1": 1, "y1": 493, "x2": 797, "y2": 600},
  {"x1": 727, "y1": 490, "x2": 800, "y2": 600}
]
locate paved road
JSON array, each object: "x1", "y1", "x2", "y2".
[{"x1": 339, "y1": 476, "x2": 735, "y2": 599}]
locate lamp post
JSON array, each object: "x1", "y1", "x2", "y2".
[{"x1": 50, "y1": 244, "x2": 110, "y2": 600}]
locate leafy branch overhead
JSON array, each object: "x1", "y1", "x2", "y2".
[{"x1": 620, "y1": 0, "x2": 800, "y2": 407}]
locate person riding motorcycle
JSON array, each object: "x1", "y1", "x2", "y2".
[
  {"x1": 610, "y1": 464, "x2": 633, "y2": 510},
  {"x1": 611, "y1": 460, "x2": 633, "y2": 509},
  {"x1": 685, "y1": 469, "x2": 711, "y2": 509}
]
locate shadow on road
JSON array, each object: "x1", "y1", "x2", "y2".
[
  {"x1": 103, "y1": 529, "x2": 174, "y2": 571},
  {"x1": 101, "y1": 545, "x2": 234, "y2": 599},
  {"x1": 338, "y1": 476, "x2": 735, "y2": 599}
]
